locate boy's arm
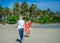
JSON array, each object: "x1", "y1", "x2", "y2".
[{"x1": 17, "y1": 21, "x2": 19, "y2": 25}]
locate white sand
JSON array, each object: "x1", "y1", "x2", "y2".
[{"x1": 0, "y1": 24, "x2": 60, "y2": 43}]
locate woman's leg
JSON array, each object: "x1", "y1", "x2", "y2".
[{"x1": 27, "y1": 30, "x2": 30, "y2": 37}]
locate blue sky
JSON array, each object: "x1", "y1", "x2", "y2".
[{"x1": 0, "y1": 0, "x2": 60, "y2": 12}]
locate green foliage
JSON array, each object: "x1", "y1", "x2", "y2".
[
  {"x1": 23, "y1": 17, "x2": 29, "y2": 22},
  {"x1": 8, "y1": 15, "x2": 18, "y2": 24},
  {"x1": 0, "y1": 2, "x2": 60, "y2": 24},
  {"x1": 0, "y1": 14, "x2": 1, "y2": 18},
  {"x1": 0, "y1": 14, "x2": 2, "y2": 22},
  {"x1": 21, "y1": 2, "x2": 28, "y2": 12},
  {"x1": 52, "y1": 16, "x2": 60, "y2": 23},
  {"x1": 38, "y1": 16, "x2": 51, "y2": 23}
]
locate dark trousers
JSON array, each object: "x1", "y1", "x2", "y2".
[{"x1": 19, "y1": 29, "x2": 24, "y2": 41}]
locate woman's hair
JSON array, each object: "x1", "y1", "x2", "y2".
[{"x1": 28, "y1": 19, "x2": 32, "y2": 22}]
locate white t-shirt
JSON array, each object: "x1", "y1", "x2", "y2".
[{"x1": 17, "y1": 20, "x2": 24, "y2": 29}]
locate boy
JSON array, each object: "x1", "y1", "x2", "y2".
[{"x1": 17, "y1": 15, "x2": 25, "y2": 43}]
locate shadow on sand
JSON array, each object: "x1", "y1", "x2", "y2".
[{"x1": 16, "y1": 39, "x2": 21, "y2": 43}]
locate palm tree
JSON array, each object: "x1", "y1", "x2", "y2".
[
  {"x1": 13, "y1": 2, "x2": 20, "y2": 17},
  {"x1": 29, "y1": 4, "x2": 37, "y2": 21},
  {"x1": 29, "y1": 4, "x2": 37, "y2": 17},
  {"x1": 21, "y1": 2, "x2": 28, "y2": 16},
  {"x1": 0, "y1": 4, "x2": 4, "y2": 23},
  {"x1": 47, "y1": 8, "x2": 50, "y2": 12},
  {"x1": 42, "y1": 8, "x2": 51, "y2": 17},
  {"x1": 55, "y1": 11, "x2": 60, "y2": 16},
  {"x1": 36, "y1": 9, "x2": 43, "y2": 16},
  {"x1": 4, "y1": 7, "x2": 10, "y2": 23},
  {"x1": 0, "y1": 4, "x2": 2, "y2": 22}
]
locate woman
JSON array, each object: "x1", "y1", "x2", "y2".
[{"x1": 24, "y1": 20, "x2": 32, "y2": 37}]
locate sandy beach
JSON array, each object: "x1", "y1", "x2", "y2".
[{"x1": 0, "y1": 24, "x2": 60, "y2": 43}]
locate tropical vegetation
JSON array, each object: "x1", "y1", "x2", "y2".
[{"x1": 0, "y1": 2, "x2": 60, "y2": 24}]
